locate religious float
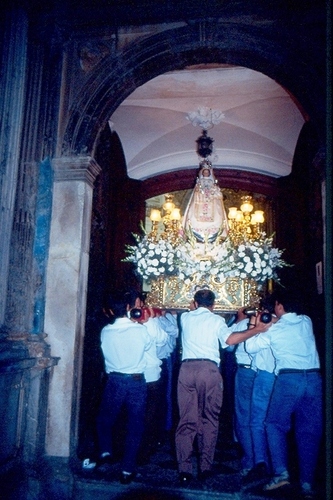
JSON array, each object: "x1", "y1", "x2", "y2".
[{"x1": 124, "y1": 108, "x2": 289, "y2": 312}]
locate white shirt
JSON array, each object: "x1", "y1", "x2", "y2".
[
  {"x1": 229, "y1": 318, "x2": 256, "y2": 369},
  {"x1": 245, "y1": 312, "x2": 320, "y2": 375},
  {"x1": 250, "y1": 343, "x2": 276, "y2": 373},
  {"x1": 180, "y1": 307, "x2": 232, "y2": 365},
  {"x1": 144, "y1": 317, "x2": 168, "y2": 382},
  {"x1": 236, "y1": 341, "x2": 256, "y2": 368},
  {"x1": 230, "y1": 318, "x2": 275, "y2": 372},
  {"x1": 101, "y1": 317, "x2": 152, "y2": 374},
  {"x1": 156, "y1": 312, "x2": 179, "y2": 360}
]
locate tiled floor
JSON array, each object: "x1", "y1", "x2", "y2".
[
  {"x1": 71, "y1": 432, "x2": 325, "y2": 500},
  {"x1": 2, "y1": 430, "x2": 326, "y2": 499}
]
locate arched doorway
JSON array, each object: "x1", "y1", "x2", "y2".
[
  {"x1": 58, "y1": 22, "x2": 325, "y2": 464},
  {"x1": 62, "y1": 23, "x2": 324, "y2": 157}
]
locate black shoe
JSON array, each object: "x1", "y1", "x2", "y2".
[
  {"x1": 263, "y1": 471, "x2": 290, "y2": 491},
  {"x1": 242, "y1": 462, "x2": 269, "y2": 484},
  {"x1": 178, "y1": 472, "x2": 193, "y2": 486},
  {"x1": 198, "y1": 470, "x2": 213, "y2": 481},
  {"x1": 137, "y1": 452, "x2": 151, "y2": 465},
  {"x1": 120, "y1": 471, "x2": 136, "y2": 484},
  {"x1": 82, "y1": 458, "x2": 97, "y2": 470},
  {"x1": 96, "y1": 453, "x2": 114, "y2": 470},
  {"x1": 301, "y1": 483, "x2": 316, "y2": 499}
]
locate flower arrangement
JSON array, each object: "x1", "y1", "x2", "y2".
[
  {"x1": 175, "y1": 235, "x2": 288, "y2": 285},
  {"x1": 230, "y1": 236, "x2": 288, "y2": 284},
  {"x1": 124, "y1": 234, "x2": 178, "y2": 280},
  {"x1": 124, "y1": 229, "x2": 289, "y2": 285},
  {"x1": 175, "y1": 238, "x2": 236, "y2": 283}
]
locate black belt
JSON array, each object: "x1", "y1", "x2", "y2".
[
  {"x1": 182, "y1": 358, "x2": 217, "y2": 366},
  {"x1": 238, "y1": 364, "x2": 252, "y2": 369},
  {"x1": 279, "y1": 368, "x2": 321, "y2": 375},
  {"x1": 109, "y1": 372, "x2": 144, "y2": 380}
]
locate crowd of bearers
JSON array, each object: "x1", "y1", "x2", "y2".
[{"x1": 92, "y1": 287, "x2": 323, "y2": 499}]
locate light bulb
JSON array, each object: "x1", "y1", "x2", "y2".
[
  {"x1": 235, "y1": 210, "x2": 244, "y2": 222},
  {"x1": 253, "y1": 210, "x2": 264, "y2": 223},
  {"x1": 240, "y1": 198, "x2": 253, "y2": 213},
  {"x1": 150, "y1": 209, "x2": 161, "y2": 222},
  {"x1": 171, "y1": 208, "x2": 181, "y2": 221},
  {"x1": 228, "y1": 207, "x2": 238, "y2": 219}
]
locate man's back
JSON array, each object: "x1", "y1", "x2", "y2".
[
  {"x1": 181, "y1": 307, "x2": 229, "y2": 365},
  {"x1": 246, "y1": 312, "x2": 320, "y2": 373}
]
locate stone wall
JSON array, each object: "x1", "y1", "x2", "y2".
[{"x1": 0, "y1": 334, "x2": 58, "y2": 469}]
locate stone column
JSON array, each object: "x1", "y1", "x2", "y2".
[
  {"x1": 0, "y1": 8, "x2": 28, "y2": 324},
  {"x1": 44, "y1": 156, "x2": 101, "y2": 457}
]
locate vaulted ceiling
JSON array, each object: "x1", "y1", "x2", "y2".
[{"x1": 109, "y1": 64, "x2": 306, "y2": 181}]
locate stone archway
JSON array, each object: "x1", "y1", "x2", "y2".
[{"x1": 62, "y1": 21, "x2": 325, "y2": 159}]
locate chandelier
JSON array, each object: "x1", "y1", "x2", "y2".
[
  {"x1": 228, "y1": 195, "x2": 265, "y2": 246},
  {"x1": 148, "y1": 194, "x2": 181, "y2": 245},
  {"x1": 148, "y1": 193, "x2": 266, "y2": 247}
]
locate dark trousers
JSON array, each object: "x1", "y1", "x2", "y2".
[
  {"x1": 234, "y1": 366, "x2": 256, "y2": 471},
  {"x1": 97, "y1": 373, "x2": 147, "y2": 473},
  {"x1": 265, "y1": 371, "x2": 323, "y2": 486},
  {"x1": 138, "y1": 378, "x2": 163, "y2": 460},
  {"x1": 175, "y1": 360, "x2": 223, "y2": 474}
]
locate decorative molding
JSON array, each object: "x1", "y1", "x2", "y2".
[
  {"x1": 187, "y1": 107, "x2": 225, "y2": 130},
  {"x1": 129, "y1": 149, "x2": 291, "y2": 181},
  {"x1": 52, "y1": 156, "x2": 102, "y2": 187},
  {"x1": 141, "y1": 168, "x2": 278, "y2": 200},
  {"x1": 78, "y1": 40, "x2": 113, "y2": 73}
]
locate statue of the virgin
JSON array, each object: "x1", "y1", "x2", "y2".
[{"x1": 182, "y1": 160, "x2": 229, "y2": 243}]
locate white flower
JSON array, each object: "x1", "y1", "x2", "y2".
[
  {"x1": 124, "y1": 231, "x2": 289, "y2": 283},
  {"x1": 245, "y1": 262, "x2": 253, "y2": 273}
]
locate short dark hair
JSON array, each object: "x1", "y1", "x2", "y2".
[
  {"x1": 194, "y1": 289, "x2": 215, "y2": 307},
  {"x1": 260, "y1": 294, "x2": 275, "y2": 313},
  {"x1": 105, "y1": 290, "x2": 129, "y2": 319},
  {"x1": 271, "y1": 289, "x2": 302, "y2": 314},
  {"x1": 123, "y1": 290, "x2": 146, "y2": 308}
]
